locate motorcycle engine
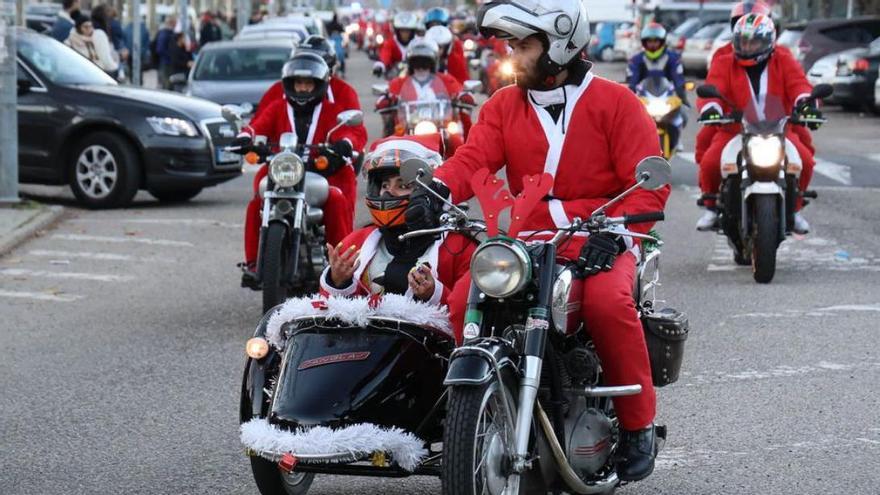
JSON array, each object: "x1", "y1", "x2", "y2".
[{"x1": 564, "y1": 398, "x2": 614, "y2": 479}]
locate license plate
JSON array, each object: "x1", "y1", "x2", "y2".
[{"x1": 216, "y1": 147, "x2": 240, "y2": 164}]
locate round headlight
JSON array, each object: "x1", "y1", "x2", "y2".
[
  {"x1": 747, "y1": 135, "x2": 784, "y2": 168},
  {"x1": 471, "y1": 241, "x2": 530, "y2": 298},
  {"x1": 269, "y1": 152, "x2": 305, "y2": 188},
  {"x1": 646, "y1": 99, "x2": 672, "y2": 119},
  {"x1": 414, "y1": 121, "x2": 439, "y2": 136},
  {"x1": 464, "y1": 39, "x2": 476, "y2": 51},
  {"x1": 446, "y1": 121, "x2": 462, "y2": 135}
]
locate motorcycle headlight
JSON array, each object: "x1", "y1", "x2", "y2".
[
  {"x1": 446, "y1": 121, "x2": 462, "y2": 135},
  {"x1": 464, "y1": 39, "x2": 476, "y2": 52},
  {"x1": 376, "y1": 34, "x2": 384, "y2": 44},
  {"x1": 747, "y1": 135, "x2": 784, "y2": 168},
  {"x1": 500, "y1": 60, "x2": 514, "y2": 77},
  {"x1": 367, "y1": 27, "x2": 374, "y2": 36},
  {"x1": 646, "y1": 100, "x2": 672, "y2": 119},
  {"x1": 414, "y1": 121, "x2": 439, "y2": 135},
  {"x1": 269, "y1": 152, "x2": 304, "y2": 188},
  {"x1": 471, "y1": 240, "x2": 531, "y2": 298}
]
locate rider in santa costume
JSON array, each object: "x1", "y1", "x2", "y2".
[
  {"x1": 319, "y1": 135, "x2": 475, "y2": 306},
  {"x1": 372, "y1": 11, "x2": 420, "y2": 78},
  {"x1": 233, "y1": 52, "x2": 367, "y2": 277},
  {"x1": 695, "y1": 12, "x2": 820, "y2": 234},
  {"x1": 423, "y1": 7, "x2": 469, "y2": 84},
  {"x1": 404, "y1": 0, "x2": 669, "y2": 482}
]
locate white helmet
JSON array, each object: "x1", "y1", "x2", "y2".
[
  {"x1": 425, "y1": 25, "x2": 454, "y2": 49},
  {"x1": 477, "y1": 0, "x2": 590, "y2": 75},
  {"x1": 393, "y1": 11, "x2": 422, "y2": 31}
]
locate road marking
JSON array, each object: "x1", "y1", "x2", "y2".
[
  {"x1": 707, "y1": 235, "x2": 880, "y2": 272},
  {"x1": 28, "y1": 249, "x2": 178, "y2": 263},
  {"x1": 0, "y1": 268, "x2": 134, "y2": 283},
  {"x1": 814, "y1": 159, "x2": 852, "y2": 185},
  {"x1": 51, "y1": 234, "x2": 194, "y2": 247},
  {"x1": 869, "y1": 153, "x2": 880, "y2": 163},
  {"x1": 68, "y1": 218, "x2": 242, "y2": 229},
  {"x1": 0, "y1": 290, "x2": 84, "y2": 302},
  {"x1": 675, "y1": 151, "x2": 696, "y2": 164},
  {"x1": 681, "y1": 360, "x2": 880, "y2": 387}
]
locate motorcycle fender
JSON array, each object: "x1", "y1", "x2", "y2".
[
  {"x1": 720, "y1": 137, "x2": 743, "y2": 179},
  {"x1": 444, "y1": 340, "x2": 518, "y2": 386},
  {"x1": 743, "y1": 181, "x2": 783, "y2": 200}
]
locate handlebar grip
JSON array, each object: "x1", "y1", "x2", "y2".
[{"x1": 624, "y1": 212, "x2": 665, "y2": 225}]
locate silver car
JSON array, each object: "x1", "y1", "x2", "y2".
[
  {"x1": 875, "y1": 66, "x2": 880, "y2": 111},
  {"x1": 806, "y1": 53, "x2": 840, "y2": 104},
  {"x1": 682, "y1": 22, "x2": 728, "y2": 75},
  {"x1": 186, "y1": 38, "x2": 297, "y2": 110}
]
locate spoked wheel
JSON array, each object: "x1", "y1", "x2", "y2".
[
  {"x1": 752, "y1": 195, "x2": 780, "y2": 283},
  {"x1": 250, "y1": 456, "x2": 315, "y2": 495},
  {"x1": 442, "y1": 381, "x2": 517, "y2": 495},
  {"x1": 261, "y1": 223, "x2": 290, "y2": 314}
]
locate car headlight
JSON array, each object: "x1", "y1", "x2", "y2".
[
  {"x1": 471, "y1": 241, "x2": 530, "y2": 298},
  {"x1": 414, "y1": 121, "x2": 439, "y2": 136},
  {"x1": 464, "y1": 39, "x2": 476, "y2": 52},
  {"x1": 146, "y1": 116, "x2": 198, "y2": 137},
  {"x1": 269, "y1": 152, "x2": 305, "y2": 188},
  {"x1": 646, "y1": 99, "x2": 672, "y2": 119},
  {"x1": 747, "y1": 135, "x2": 784, "y2": 168}
]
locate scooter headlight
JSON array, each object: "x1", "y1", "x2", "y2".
[
  {"x1": 747, "y1": 135, "x2": 784, "y2": 168},
  {"x1": 414, "y1": 121, "x2": 439, "y2": 136},
  {"x1": 471, "y1": 240, "x2": 531, "y2": 298},
  {"x1": 646, "y1": 99, "x2": 672, "y2": 119},
  {"x1": 269, "y1": 152, "x2": 305, "y2": 188}
]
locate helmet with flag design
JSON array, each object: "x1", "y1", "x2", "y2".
[
  {"x1": 732, "y1": 13, "x2": 775, "y2": 67},
  {"x1": 363, "y1": 136, "x2": 443, "y2": 229}
]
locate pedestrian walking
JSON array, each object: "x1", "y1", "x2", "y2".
[{"x1": 154, "y1": 15, "x2": 177, "y2": 89}]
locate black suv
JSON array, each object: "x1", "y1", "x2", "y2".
[{"x1": 779, "y1": 16, "x2": 880, "y2": 72}]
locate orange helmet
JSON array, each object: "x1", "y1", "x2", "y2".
[{"x1": 363, "y1": 136, "x2": 443, "y2": 228}]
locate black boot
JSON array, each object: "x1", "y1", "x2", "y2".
[
  {"x1": 615, "y1": 424, "x2": 657, "y2": 482},
  {"x1": 239, "y1": 262, "x2": 260, "y2": 290}
]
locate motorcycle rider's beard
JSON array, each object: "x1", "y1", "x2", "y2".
[
  {"x1": 413, "y1": 68, "x2": 432, "y2": 83},
  {"x1": 514, "y1": 60, "x2": 543, "y2": 90}
]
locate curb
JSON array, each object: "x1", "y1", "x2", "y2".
[{"x1": 0, "y1": 205, "x2": 66, "y2": 257}]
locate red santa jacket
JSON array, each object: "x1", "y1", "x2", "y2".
[
  {"x1": 698, "y1": 48, "x2": 813, "y2": 130},
  {"x1": 243, "y1": 79, "x2": 367, "y2": 153},
  {"x1": 378, "y1": 36, "x2": 407, "y2": 71},
  {"x1": 389, "y1": 72, "x2": 463, "y2": 102},
  {"x1": 434, "y1": 71, "x2": 669, "y2": 259},
  {"x1": 319, "y1": 226, "x2": 476, "y2": 306},
  {"x1": 444, "y1": 38, "x2": 469, "y2": 84}
]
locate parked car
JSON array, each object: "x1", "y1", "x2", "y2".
[
  {"x1": 778, "y1": 17, "x2": 880, "y2": 72},
  {"x1": 668, "y1": 15, "x2": 728, "y2": 54},
  {"x1": 589, "y1": 21, "x2": 626, "y2": 61},
  {"x1": 24, "y1": 3, "x2": 60, "y2": 34},
  {"x1": 827, "y1": 37, "x2": 880, "y2": 112},
  {"x1": 15, "y1": 29, "x2": 240, "y2": 208},
  {"x1": 682, "y1": 22, "x2": 728, "y2": 75},
  {"x1": 875, "y1": 66, "x2": 880, "y2": 112},
  {"x1": 185, "y1": 38, "x2": 295, "y2": 110},
  {"x1": 807, "y1": 53, "x2": 842, "y2": 104},
  {"x1": 617, "y1": 2, "x2": 733, "y2": 59},
  {"x1": 613, "y1": 22, "x2": 636, "y2": 60},
  {"x1": 235, "y1": 21, "x2": 309, "y2": 43}
]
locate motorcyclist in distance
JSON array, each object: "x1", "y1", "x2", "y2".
[
  {"x1": 372, "y1": 11, "x2": 421, "y2": 78},
  {"x1": 423, "y1": 7, "x2": 469, "y2": 83}
]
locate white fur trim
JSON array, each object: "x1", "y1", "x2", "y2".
[
  {"x1": 427, "y1": 279, "x2": 445, "y2": 306},
  {"x1": 700, "y1": 101, "x2": 723, "y2": 115},
  {"x1": 265, "y1": 293, "x2": 453, "y2": 349},
  {"x1": 319, "y1": 266, "x2": 358, "y2": 298},
  {"x1": 240, "y1": 418, "x2": 428, "y2": 471}
]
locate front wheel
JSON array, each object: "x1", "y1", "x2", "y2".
[
  {"x1": 261, "y1": 223, "x2": 290, "y2": 314},
  {"x1": 250, "y1": 456, "x2": 315, "y2": 495},
  {"x1": 69, "y1": 132, "x2": 140, "y2": 209},
  {"x1": 752, "y1": 195, "x2": 780, "y2": 283},
  {"x1": 442, "y1": 382, "x2": 518, "y2": 495}
]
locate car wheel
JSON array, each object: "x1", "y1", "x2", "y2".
[
  {"x1": 69, "y1": 132, "x2": 140, "y2": 209},
  {"x1": 148, "y1": 186, "x2": 203, "y2": 203},
  {"x1": 600, "y1": 46, "x2": 615, "y2": 62}
]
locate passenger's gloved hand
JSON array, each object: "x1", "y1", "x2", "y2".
[
  {"x1": 796, "y1": 101, "x2": 824, "y2": 130},
  {"x1": 698, "y1": 107, "x2": 722, "y2": 123},
  {"x1": 577, "y1": 232, "x2": 626, "y2": 276},
  {"x1": 372, "y1": 62, "x2": 385, "y2": 77},
  {"x1": 405, "y1": 180, "x2": 450, "y2": 233},
  {"x1": 230, "y1": 135, "x2": 252, "y2": 153},
  {"x1": 315, "y1": 140, "x2": 353, "y2": 176}
]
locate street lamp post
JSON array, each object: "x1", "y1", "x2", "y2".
[{"x1": 0, "y1": 0, "x2": 19, "y2": 203}]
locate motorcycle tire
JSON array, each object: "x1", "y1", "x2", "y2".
[
  {"x1": 752, "y1": 195, "x2": 780, "y2": 284},
  {"x1": 250, "y1": 456, "x2": 315, "y2": 495},
  {"x1": 261, "y1": 223, "x2": 290, "y2": 314}
]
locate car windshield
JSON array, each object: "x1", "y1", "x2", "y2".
[
  {"x1": 672, "y1": 18, "x2": 702, "y2": 37},
  {"x1": 194, "y1": 46, "x2": 291, "y2": 81},
  {"x1": 18, "y1": 34, "x2": 117, "y2": 86},
  {"x1": 692, "y1": 23, "x2": 725, "y2": 40}
]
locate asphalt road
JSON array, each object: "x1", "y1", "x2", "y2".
[{"x1": 2, "y1": 51, "x2": 880, "y2": 495}]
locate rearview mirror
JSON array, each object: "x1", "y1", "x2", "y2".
[
  {"x1": 463, "y1": 80, "x2": 483, "y2": 93},
  {"x1": 811, "y1": 83, "x2": 833, "y2": 100},
  {"x1": 372, "y1": 83, "x2": 389, "y2": 96},
  {"x1": 400, "y1": 157, "x2": 434, "y2": 186},
  {"x1": 635, "y1": 156, "x2": 672, "y2": 191},
  {"x1": 336, "y1": 109, "x2": 364, "y2": 127},
  {"x1": 221, "y1": 104, "x2": 243, "y2": 124},
  {"x1": 696, "y1": 84, "x2": 721, "y2": 99}
]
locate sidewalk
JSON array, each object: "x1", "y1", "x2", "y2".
[{"x1": 0, "y1": 202, "x2": 65, "y2": 257}]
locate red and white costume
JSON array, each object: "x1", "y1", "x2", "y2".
[
  {"x1": 697, "y1": 48, "x2": 815, "y2": 209},
  {"x1": 443, "y1": 38, "x2": 469, "y2": 84},
  {"x1": 435, "y1": 70, "x2": 670, "y2": 431},
  {"x1": 318, "y1": 226, "x2": 475, "y2": 307},
  {"x1": 377, "y1": 35, "x2": 407, "y2": 73},
  {"x1": 388, "y1": 72, "x2": 471, "y2": 146},
  {"x1": 239, "y1": 79, "x2": 367, "y2": 265}
]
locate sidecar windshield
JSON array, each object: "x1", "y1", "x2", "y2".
[
  {"x1": 399, "y1": 99, "x2": 452, "y2": 125},
  {"x1": 742, "y1": 93, "x2": 788, "y2": 134}
]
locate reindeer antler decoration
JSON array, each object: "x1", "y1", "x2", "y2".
[
  {"x1": 508, "y1": 173, "x2": 554, "y2": 238},
  {"x1": 470, "y1": 168, "x2": 513, "y2": 237}
]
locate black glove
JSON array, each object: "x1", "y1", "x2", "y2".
[
  {"x1": 698, "y1": 108, "x2": 722, "y2": 123},
  {"x1": 230, "y1": 135, "x2": 252, "y2": 153},
  {"x1": 330, "y1": 139, "x2": 353, "y2": 159},
  {"x1": 577, "y1": 232, "x2": 626, "y2": 276},
  {"x1": 405, "y1": 180, "x2": 450, "y2": 233},
  {"x1": 313, "y1": 140, "x2": 353, "y2": 176},
  {"x1": 796, "y1": 102, "x2": 823, "y2": 130}
]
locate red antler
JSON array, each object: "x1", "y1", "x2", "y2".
[
  {"x1": 508, "y1": 173, "x2": 554, "y2": 238},
  {"x1": 470, "y1": 168, "x2": 513, "y2": 237}
]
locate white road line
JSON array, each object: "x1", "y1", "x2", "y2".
[
  {"x1": 0, "y1": 290, "x2": 84, "y2": 302},
  {"x1": 676, "y1": 151, "x2": 696, "y2": 164},
  {"x1": 0, "y1": 268, "x2": 134, "y2": 282},
  {"x1": 51, "y1": 234, "x2": 194, "y2": 247},
  {"x1": 27, "y1": 249, "x2": 178, "y2": 264},
  {"x1": 869, "y1": 153, "x2": 880, "y2": 163},
  {"x1": 707, "y1": 264, "x2": 739, "y2": 272},
  {"x1": 814, "y1": 159, "x2": 852, "y2": 185},
  {"x1": 67, "y1": 218, "x2": 242, "y2": 229}
]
